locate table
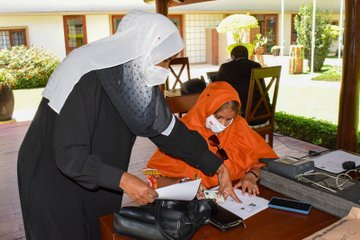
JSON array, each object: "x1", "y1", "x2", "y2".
[
  {"x1": 164, "y1": 89, "x2": 200, "y2": 116},
  {"x1": 99, "y1": 185, "x2": 339, "y2": 240}
]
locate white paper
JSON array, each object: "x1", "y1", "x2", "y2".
[
  {"x1": 313, "y1": 150, "x2": 360, "y2": 174},
  {"x1": 217, "y1": 189, "x2": 269, "y2": 220},
  {"x1": 156, "y1": 179, "x2": 201, "y2": 201}
]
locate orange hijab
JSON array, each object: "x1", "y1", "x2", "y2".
[{"x1": 147, "y1": 82, "x2": 278, "y2": 188}]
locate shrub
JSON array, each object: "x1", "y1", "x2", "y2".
[
  {"x1": 0, "y1": 45, "x2": 60, "y2": 89},
  {"x1": 0, "y1": 68, "x2": 16, "y2": 88},
  {"x1": 275, "y1": 112, "x2": 360, "y2": 153},
  {"x1": 294, "y1": 2, "x2": 333, "y2": 72}
]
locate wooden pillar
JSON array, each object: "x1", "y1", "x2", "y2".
[
  {"x1": 156, "y1": 0, "x2": 168, "y2": 16},
  {"x1": 337, "y1": 0, "x2": 360, "y2": 152}
]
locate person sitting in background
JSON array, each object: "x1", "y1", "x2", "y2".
[
  {"x1": 147, "y1": 82, "x2": 278, "y2": 196},
  {"x1": 214, "y1": 45, "x2": 268, "y2": 126}
]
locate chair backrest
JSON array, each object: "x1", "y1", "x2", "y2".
[
  {"x1": 165, "y1": 91, "x2": 200, "y2": 118},
  {"x1": 165, "y1": 57, "x2": 191, "y2": 90},
  {"x1": 206, "y1": 71, "x2": 218, "y2": 83},
  {"x1": 244, "y1": 66, "x2": 281, "y2": 146}
]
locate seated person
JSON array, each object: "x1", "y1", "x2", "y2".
[
  {"x1": 214, "y1": 45, "x2": 268, "y2": 126},
  {"x1": 147, "y1": 82, "x2": 278, "y2": 196}
]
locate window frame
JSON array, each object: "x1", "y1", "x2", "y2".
[
  {"x1": 0, "y1": 27, "x2": 28, "y2": 49},
  {"x1": 63, "y1": 15, "x2": 88, "y2": 55},
  {"x1": 291, "y1": 14, "x2": 298, "y2": 45},
  {"x1": 253, "y1": 14, "x2": 278, "y2": 53},
  {"x1": 111, "y1": 15, "x2": 125, "y2": 34}
]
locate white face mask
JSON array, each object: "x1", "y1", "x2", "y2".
[
  {"x1": 205, "y1": 114, "x2": 233, "y2": 133},
  {"x1": 143, "y1": 65, "x2": 170, "y2": 87}
]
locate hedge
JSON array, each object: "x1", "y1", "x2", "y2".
[
  {"x1": 275, "y1": 112, "x2": 360, "y2": 153},
  {"x1": 0, "y1": 45, "x2": 60, "y2": 89}
]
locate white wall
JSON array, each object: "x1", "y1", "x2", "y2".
[
  {"x1": 85, "y1": 15, "x2": 111, "y2": 44},
  {"x1": 282, "y1": 14, "x2": 292, "y2": 56},
  {"x1": 0, "y1": 15, "x2": 66, "y2": 59}
]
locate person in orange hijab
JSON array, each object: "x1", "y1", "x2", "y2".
[{"x1": 147, "y1": 81, "x2": 278, "y2": 196}]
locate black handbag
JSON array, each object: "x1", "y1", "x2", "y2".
[
  {"x1": 180, "y1": 77, "x2": 206, "y2": 94},
  {"x1": 113, "y1": 199, "x2": 216, "y2": 240}
]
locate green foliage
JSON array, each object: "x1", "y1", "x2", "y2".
[
  {"x1": 311, "y1": 65, "x2": 341, "y2": 81},
  {"x1": 0, "y1": 68, "x2": 16, "y2": 88},
  {"x1": 294, "y1": 2, "x2": 333, "y2": 72},
  {"x1": 253, "y1": 33, "x2": 268, "y2": 48},
  {"x1": 275, "y1": 112, "x2": 360, "y2": 153},
  {"x1": 0, "y1": 45, "x2": 60, "y2": 89}
]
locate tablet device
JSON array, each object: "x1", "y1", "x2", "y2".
[
  {"x1": 268, "y1": 197, "x2": 312, "y2": 215},
  {"x1": 209, "y1": 204, "x2": 246, "y2": 231}
]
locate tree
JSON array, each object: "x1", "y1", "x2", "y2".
[{"x1": 294, "y1": 2, "x2": 333, "y2": 72}]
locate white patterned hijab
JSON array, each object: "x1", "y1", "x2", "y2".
[{"x1": 42, "y1": 10, "x2": 184, "y2": 114}]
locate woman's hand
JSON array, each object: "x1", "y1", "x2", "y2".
[
  {"x1": 119, "y1": 172, "x2": 158, "y2": 205},
  {"x1": 233, "y1": 171, "x2": 259, "y2": 196},
  {"x1": 216, "y1": 164, "x2": 241, "y2": 203},
  {"x1": 196, "y1": 183, "x2": 207, "y2": 199}
]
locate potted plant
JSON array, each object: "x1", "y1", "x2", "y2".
[
  {"x1": 254, "y1": 33, "x2": 268, "y2": 55},
  {"x1": 0, "y1": 68, "x2": 16, "y2": 121}
]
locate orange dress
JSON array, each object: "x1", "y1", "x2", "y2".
[{"x1": 147, "y1": 82, "x2": 278, "y2": 188}]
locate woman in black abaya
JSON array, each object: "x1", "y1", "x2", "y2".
[{"x1": 17, "y1": 10, "x2": 239, "y2": 240}]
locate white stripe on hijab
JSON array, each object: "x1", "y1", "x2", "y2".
[{"x1": 42, "y1": 10, "x2": 184, "y2": 114}]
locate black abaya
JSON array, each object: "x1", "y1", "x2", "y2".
[{"x1": 18, "y1": 66, "x2": 222, "y2": 240}]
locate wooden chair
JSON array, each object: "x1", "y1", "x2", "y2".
[
  {"x1": 206, "y1": 71, "x2": 218, "y2": 83},
  {"x1": 164, "y1": 89, "x2": 200, "y2": 118},
  {"x1": 244, "y1": 66, "x2": 281, "y2": 147},
  {"x1": 165, "y1": 57, "x2": 191, "y2": 90}
]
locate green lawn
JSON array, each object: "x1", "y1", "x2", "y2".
[{"x1": 276, "y1": 73, "x2": 341, "y2": 125}]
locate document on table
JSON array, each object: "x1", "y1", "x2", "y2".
[
  {"x1": 156, "y1": 179, "x2": 201, "y2": 201},
  {"x1": 313, "y1": 150, "x2": 360, "y2": 174},
  {"x1": 217, "y1": 189, "x2": 269, "y2": 220}
]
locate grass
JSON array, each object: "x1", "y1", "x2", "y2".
[{"x1": 311, "y1": 65, "x2": 341, "y2": 81}]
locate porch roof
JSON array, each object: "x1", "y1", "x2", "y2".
[{"x1": 0, "y1": 0, "x2": 341, "y2": 14}]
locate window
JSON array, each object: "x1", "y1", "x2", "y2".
[
  {"x1": 63, "y1": 15, "x2": 87, "y2": 55},
  {"x1": 0, "y1": 28, "x2": 27, "y2": 50},
  {"x1": 185, "y1": 14, "x2": 223, "y2": 63},
  {"x1": 291, "y1": 14, "x2": 298, "y2": 45},
  {"x1": 111, "y1": 15, "x2": 124, "y2": 34},
  {"x1": 169, "y1": 15, "x2": 183, "y2": 37},
  {"x1": 253, "y1": 14, "x2": 278, "y2": 53}
]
